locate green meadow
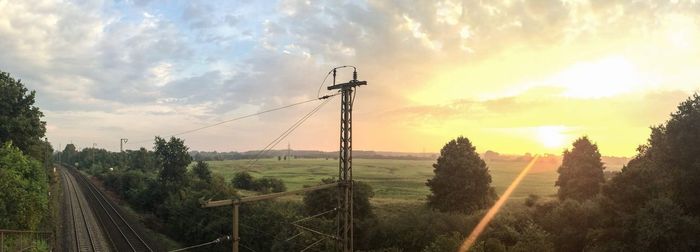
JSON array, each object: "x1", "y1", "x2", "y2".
[{"x1": 207, "y1": 157, "x2": 567, "y2": 203}]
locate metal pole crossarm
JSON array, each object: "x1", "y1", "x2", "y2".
[
  {"x1": 202, "y1": 182, "x2": 340, "y2": 208},
  {"x1": 327, "y1": 80, "x2": 367, "y2": 91}
]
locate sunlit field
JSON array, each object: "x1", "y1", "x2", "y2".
[{"x1": 206, "y1": 157, "x2": 597, "y2": 202}]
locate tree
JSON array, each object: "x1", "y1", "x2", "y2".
[
  {"x1": 509, "y1": 222, "x2": 554, "y2": 252},
  {"x1": 253, "y1": 177, "x2": 286, "y2": 193},
  {"x1": 632, "y1": 198, "x2": 700, "y2": 251},
  {"x1": 555, "y1": 136, "x2": 605, "y2": 201},
  {"x1": 128, "y1": 147, "x2": 156, "y2": 172},
  {"x1": 0, "y1": 142, "x2": 48, "y2": 229},
  {"x1": 647, "y1": 93, "x2": 700, "y2": 215},
  {"x1": 539, "y1": 199, "x2": 602, "y2": 252},
  {"x1": 154, "y1": 136, "x2": 192, "y2": 187},
  {"x1": 422, "y1": 232, "x2": 463, "y2": 252},
  {"x1": 0, "y1": 71, "x2": 47, "y2": 160},
  {"x1": 426, "y1": 136, "x2": 495, "y2": 213},
  {"x1": 231, "y1": 171, "x2": 254, "y2": 190},
  {"x1": 62, "y1": 143, "x2": 77, "y2": 165},
  {"x1": 303, "y1": 178, "x2": 375, "y2": 220},
  {"x1": 192, "y1": 161, "x2": 212, "y2": 182}
]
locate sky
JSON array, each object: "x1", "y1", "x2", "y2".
[{"x1": 1, "y1": 0, "x2": 699, "y2": 157}]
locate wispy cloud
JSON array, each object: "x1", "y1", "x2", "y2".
[{"x1": 1, "y1": 0, "x2": 699, "y2": 155}]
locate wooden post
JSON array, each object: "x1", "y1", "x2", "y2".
[
  {"x1": 202, "y1": 183, "x2": 340, "y2": 252},
  {"x1": 1, "y1": 231, "x2": 4, "y2": 252},
  {"x1": 233, "y1": 204, "x2": 239, "y2": 252}
]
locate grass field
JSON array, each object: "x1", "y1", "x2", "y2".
[{"x1": 207, "y1": 157, "x2": 569, "y2": 203}]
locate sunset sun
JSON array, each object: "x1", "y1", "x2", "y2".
[{"x1": 536, "y1": 126, "x2": 567, "y2": 149}]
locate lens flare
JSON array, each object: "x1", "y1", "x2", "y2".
[{"x1": 459, "y1": 155, "x2": 540, "y2": 252}]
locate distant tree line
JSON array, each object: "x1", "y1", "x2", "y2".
[{"x1": 190, "y1": 149, "x2": 437, "y2": 161}]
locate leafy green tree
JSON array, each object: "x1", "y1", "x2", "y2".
[
  {"x1": 231, "y1": 171, "x2": 254, "y2": 190},
  {"x1": 555, "y1": 136, "x2": 605, "y2": 201},
  {"x1": 539, "y1": 199, "x2": 602, "y2": 252},
  {"x1": 303, "y1": 178, "x2": 375, "y2": 220},
  {"x1": 253, "y1": 177, "x2": 286, "y2": 193},
  {"x1": 641, "y1": 93, "x2": 700, "y2": 215},
  {"x1": 128, "y1": 147, "x2": 156, "y2": 172},
  {"x1": 591, "y1": 94, "x2": 700, "y2": 251},
  {"x1": 632, "y1": 197, "x2": 700, "y2": 251},
  {"x1": 509, "y1": 222, "x2": 554, "y2": 252},
  {"x1": 154, "y1": 136, "x2": 192, "y2": 187},
  {"x1": 192, "y1": 160, "x2": 212, "y2": 182},
  {"x1": 62, "y1": 143, "x2": 77, "y2": 165},
  {"x1": 0, "y1": 142, "x2": 48, "y2": 229},
  {"x1": 422, "y1": 231, "x2": 463, "y2": 252},
  {"x1": 0, "y1": 71, "x2": 46, "y2": 160},
  {"x1": 426, "y1": 136, "x2": 495, "y2": 213}
]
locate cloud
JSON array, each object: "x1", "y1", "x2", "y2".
[{"x1": 2, "y1": 0, "x2": 700, "y2": 155}]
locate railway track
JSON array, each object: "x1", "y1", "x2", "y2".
[
  {"x1": 60, "y1": 168, "x2": 108, "y2": 252},
  {"x1": 64, "y1": 166, "x2": 155, "y2": 252}
]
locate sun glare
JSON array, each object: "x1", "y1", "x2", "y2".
[
  {"x1": 536, "y1": 126, "x2": 566, "y2": 149},
  {"x1": 551, "y1": 56, "x2": 647, "y2": 98}
]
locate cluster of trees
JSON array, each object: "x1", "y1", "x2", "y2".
[
  {"x1": 411, "y1": 94, "x2": 700, "y2": 251},
  {"x1": 71, "y1": 136, "x2": 237, "y2": 249},
  {"x1": 70, "y1": 136, "x2": 376, "y2": 251},
  {"x1": 0, "y1": 70, "x2": 52, "y2": 231},
  {"x1": 231, "y1": 171, "x2": 286, "y2": 193}
]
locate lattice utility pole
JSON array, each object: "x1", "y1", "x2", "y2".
[
  {"x1": 120, "y1": 138, "x2": 128, "y2": 168},
  {"x1": 201, "y1": 67, "x2": 366, "y2": 252},
  {"x1": 327, "y1": 68, "x2": 367, "y2": 252}
]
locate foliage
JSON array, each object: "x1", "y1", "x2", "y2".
[
  {"x1": 0, "y1": 71, "x2": 47, "y2": 160},
  {"x1": 231, "y1": 171, "x2": 286, "y2": 193},
  {"x1": 156, "y1": 174, "x2": 237, "y2": 250},
  {"x1": 364, "y1": 206, "x2": 478, "y2": 251},
  {"x1": 585, "y1": 93, "x2": 700, "y2": 251},
  {"x1": 555, "y1": 136, "x2": 605, "y2": 201},
  {"x1": 524, "y1": 194, "x2": 540, "y2": 207},
  {"x1": 62, "y1": 144, "x2": 78, "y2": 165},
  {"x1": 302, "y1": 178, "x2": 375, "y2": 220},
  {"x1": 253, "y1": 177, "x2": 286, "y2": 193},
  {"x1": 538, "y1": 199, "x2": 601, "y2": 252},
  {"x1": 128, "y1": 147, "x2": 157, "y2": 172},
  {"x1": 0, "y1": 142, "x2": 48, "y2": 229},
  {"x1": 426, "y1": 136, "x2": 495, "y2": 213},
  {"x1": 154, "y1": 136, "x2": 192, "y2": 187},
  {"x1": 509, "y1": 222, "x2": 554, "y2": 252},
  {"x1": 632, "y1": 197, "x2": 700, "y2": 251},
  {"x1": 231, "y1": 171, "x2": 254, "y2": 189},
  {"x1": 422, "y1": 231, "x2": 463, "y2": 252},
  {"x1": 623, "y1": 93, "x2": 700, "y2": 215},
  {"x1": 192, "y1": 160, "x2": 212, "y2": 182}
]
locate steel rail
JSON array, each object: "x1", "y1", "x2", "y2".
[{"x1": 68, "y1": 166, "x2": 153, "y2": 251}]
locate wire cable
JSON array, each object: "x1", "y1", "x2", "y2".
[
  {"x1": 300, "y1": 237, "x2": 328, "y2": 252},
  {"x1": 316, "y1": 65, "x2": 356, "y2": 98},
  {"x1": 245, "y1": 97, "x2": 334, "y2": 168},
  {"x1": 130, "y1": 94, "x2": 337, "y2": 145},
  {"x1": 245, "y1": 98, "x2": 331, "y2": 168},
  {"x1": 168, "y1": 235, "x2": 230, "y2": 252},
  {"x1": 240, "y1": 242, "x2": 258, "y2": 252},
  {"x1": 292, "y1": 207, "x2": 338, "y2": 224}
]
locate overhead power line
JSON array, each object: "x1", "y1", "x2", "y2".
[
  {"x1": 131, "y1": 94, "x2": 338, "y2": 145},
  {"x1": 168, "y1": 235, "x2": 230, "y2": 252},
  {"x1": 246, "y1": 97, "x2": 334, "y2": 168}
]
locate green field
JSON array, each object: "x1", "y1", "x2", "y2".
[{"x1": 207, "y1": 158, "x2": 564, "y2": 203}]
